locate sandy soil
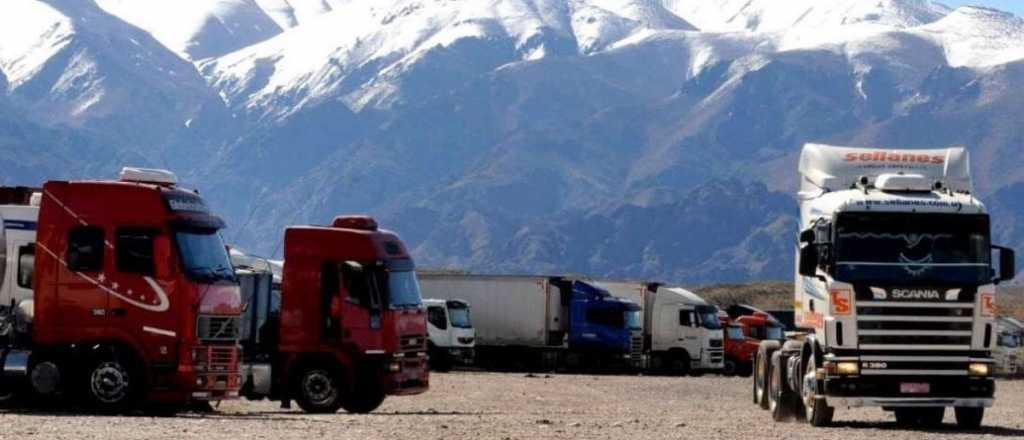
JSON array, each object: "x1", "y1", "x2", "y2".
[{"x1": 1, "y1": 373, "x2": 1021, "y2": 439}]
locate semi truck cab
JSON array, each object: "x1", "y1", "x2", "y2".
[
  {"x1": 424, "y1": 298, "x2": 475, "y2": 371},
  {"x1": 0, "y1": 168, "x2": 243, "y2": 411},
  {"x1": 238, "y1": 216, "x2": 429, "y2": 413},
  {"x1": 754, "y1": 145, "x2": 1016, "y2": 430},
  {"x1": 566, "y1": 281, "x2": 643, "y2": 368}
]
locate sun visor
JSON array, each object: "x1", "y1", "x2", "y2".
[{"x1": 799, "y1": 144, "x2": 971, "y2": 193}]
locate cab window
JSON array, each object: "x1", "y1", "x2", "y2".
[
  {"x1": 115, "y1": 228, "x2": 157, "y2": 275},
  {"x1": 428, "y1": 306, "x2": 448, "y2": 330},
  {"x1": 67, "y1": 226, "x2": 104, "y2": 272},
  {"x1": 679, "y1": 310, "x2": 694, "y2": 327}
]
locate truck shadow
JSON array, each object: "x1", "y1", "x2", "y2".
[
  {"x1": 0, "y1": 407, "x2": 496, "y2": 420},
  {"x1": 831, "y1": 421, "x2": 1024, "y2": 437}
]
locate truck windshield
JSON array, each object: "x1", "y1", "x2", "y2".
[
  {"x1": 449, "y1": 306, "x2": 472, "y2": 328},
  {"x1": 386, "y1": 270, "x2": 422, "y2": 308},
  {"x1": 625, "y1": 310, "x2": 642, "y2": 330},
  {"x1": 766, "y1": 326, "x2": 784, "y2": 341},
  {"x1": 175, "y1": 229, "x2": 235, "y2": 282},
  {"x1": 834, "y1": 213, "x2": 991, "y2": 285},
  {"x1": 696, "y1": 306, "x2": 722, "y2": 330},
  {"x1": 727, "y1": 326, "x2": 745, "y2": 340}
]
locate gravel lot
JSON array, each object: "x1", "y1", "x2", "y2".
[{"x1": 2, "y1": 373, "x2": 1022, "y2": 439}]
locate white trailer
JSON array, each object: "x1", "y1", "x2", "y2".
[
  {"x1": 423, "y1": 298, "x2": 475, "y2": 371},
  {"x1": 417, "y1": 274, "x2": 642, "y2": 370},
  {"x1": 754, "y1": 144, "x2": 1014, "y2": 429},
  {"x1": 595, "y1": 282, "x2": 723, "y2": 374}
]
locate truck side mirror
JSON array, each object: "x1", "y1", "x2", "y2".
[
  {"x1": 798, "y1": 245, "x2": 818, "y2": 277},
  {"x1": 994, "y1": 246, "x2": 1016, "y2": 283}
]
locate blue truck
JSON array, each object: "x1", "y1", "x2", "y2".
[{"x1": 418, "y1": 274, "x2": 642, "y2": 370}]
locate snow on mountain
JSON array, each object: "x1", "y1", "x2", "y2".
[
  {"x1": 203, "y1": 0, "x2": 696, "y2": 119},
  {"x1": 0, "y1": 0, "x2": 225, "y2": 175},
  {"x1": 0, "y1": 0, "x2": 74, "y2": 89},
  {"x1": 95, "y1": 0, "x2": 283, "y2": 61},
  {"x1": 253, "y1": 0, "x2": 346, "y2": 29},
  {"x1": 915, "y1": 6, "x2": 1024, "y2": 68},
  {"x1": 662, "y1": 0, "x2": 950, "y2": 32}
]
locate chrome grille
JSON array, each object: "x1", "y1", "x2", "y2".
[
  {"x1": 197, "y1": 315, "x2": 240, "y2": 341},
  {"x1": 855, "y1": 300, "x2": 978, "y2": 376},
  {"x1": 400, "y1": 335, "x2": 427, "y2": 353}
]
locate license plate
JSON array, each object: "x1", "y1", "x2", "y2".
[{"x1": 900, "y1": 382, "x2": 930, "y2": 394}]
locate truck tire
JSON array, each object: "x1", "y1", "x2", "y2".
[
  {"x1": 722, "y1": 359, "x2": 737, "y2": 376},
  {"x1": 954, "y1": 407, "x2": 984, "y2": 430},
  {"x1": 294, "y1": 366, "x2": 344, "y2": 414},
  {"x1": 83, "y1": 354, "x2": 140, "y2": 413},
  {"x1": 801, "y1": 354, "x2": 833, "y2": 427},
  {"x1": 768, "y1": 351, "x2": 798, "y2": 422},
  {"x1": 668, "y1": 352, "x2": 690, "y2": 376},
  {"x1": 754, "y1": 341, "x2": 780, "y2": 409}
]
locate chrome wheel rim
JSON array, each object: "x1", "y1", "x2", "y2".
[
  {"x1": 302, "y1": 370, "x2": 338, "y2": 406},
  {"x1": 91, "y1": 361, "x2": 129, "y2": 404}
]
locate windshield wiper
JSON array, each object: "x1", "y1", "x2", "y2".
[{"x1": 187, "y1": 267, "x2": 217, "y2": 282}]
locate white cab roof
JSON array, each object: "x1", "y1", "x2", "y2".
[{"x1": 799, "y1": 144, "x2": 972, "y2": 194}]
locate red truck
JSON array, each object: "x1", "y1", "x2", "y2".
[
  {"x1": 0, "y1": 169, "x2": 242, "y2": 411},
  {"x1": 719, "y1": 313, "x2": 758, "y2": 377},
  {"x1": 235, "y1": 215, "x2": 429, "y2": 413}
]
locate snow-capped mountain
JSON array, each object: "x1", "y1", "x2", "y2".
[
  {"x1": 95, "y1": 0, "x2": 283, "y2": 61},
  {"x1": 662, "y1": 0, "x2": 950, "y2": 32},
  {"x1": 5, "y1": 0, "x2": 1024, "y2": 283}
]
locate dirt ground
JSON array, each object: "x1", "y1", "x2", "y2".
[{"x1": 1, "y1": 373, "x2": 1022, "y2": 439}]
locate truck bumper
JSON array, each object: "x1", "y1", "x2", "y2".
[
  {"x1": 823, "y1": 376, "x2": 995, "y2": 408},
  {"x1": 383, "y1": 357, "x2": 429, "y2": 396},
  {"x1": 696, "y1": 349, "x2": 724, "y2": 370},
  {"x1": 826, "y1": 396, "x2": 994, "y2": 408},
  {"x1": 447, "y1": 347, "x2": 475, "y2": 365}
]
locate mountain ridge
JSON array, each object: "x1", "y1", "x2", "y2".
[{"x1": 4, "y1": 0, "x2": 1024, "y2": 285}]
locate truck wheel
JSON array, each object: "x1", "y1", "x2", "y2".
[
  {"x1": 722, "y1": 359, "x2": 737, "y2": 376},
  {"x1": 294, "y1": 367, "x2": 344, "y2": 414},
  {"x1": 954, "y1": 407, "x2": 984, "y2": 430},
  {"x1": 84, "y1": 356, "x2": 140, "y2": 413},
  {"x1": 802, "y1": 355, "x2": 833, "y2": 427},
  {"x1": 340, "y1": 387, "x2": 385, "y2": 414},
  {"x1": 754, "y1": 341, "x2": 780, "y2": 409},
  {"x1": 768, "y1": 351, "x2": 797, "y2": 422},
  {"x1": 668, "y1": 352, "x2": 690, "y2": 376}
]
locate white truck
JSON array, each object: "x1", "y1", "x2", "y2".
[
  {"x1": 417, "y1": 274, "x2": 643, "y2": 370},
  {"x1": 423, "y1": 298, "x2": 475, "y2": 372},
  {"x1": 0, "y1": 188, "x2": 40, "y2": 322},
  {"x1": 993, "y1": 317, "x2": 1023, "y2": 377},
  {"x1": 754, "y1": 144, "x2": 1015, "y2": 429},
  {"x1": 596, "y1": 282, "x2": 723, "y2": 375}
]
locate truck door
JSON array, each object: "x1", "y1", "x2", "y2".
[
  {"x1": 58, "y1": 224, "x2": 111, "y2": 337},
  {"x1": 338, "y1": 262, "x2": 383, "y2": 345},
  {"x1": 675, "y1": 308, "x2": 699, "y2": 353},
  {"x1": 109, "y1": 228, "x2": 179, "y2": 362}
]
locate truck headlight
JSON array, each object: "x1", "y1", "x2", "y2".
[
  {"x1": 388, "y1": 362, "x2": 402, "y2": 372},
  {"x1": 825, "y1": 361, "x2": 859, "y2": 376},
  {"x1": 968, "y1": 363, "x2": 990, "y2": 377}
]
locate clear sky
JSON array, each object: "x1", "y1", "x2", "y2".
[{"x1": 943, "y1": 1, "x2": 1024, "y2": 15}]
